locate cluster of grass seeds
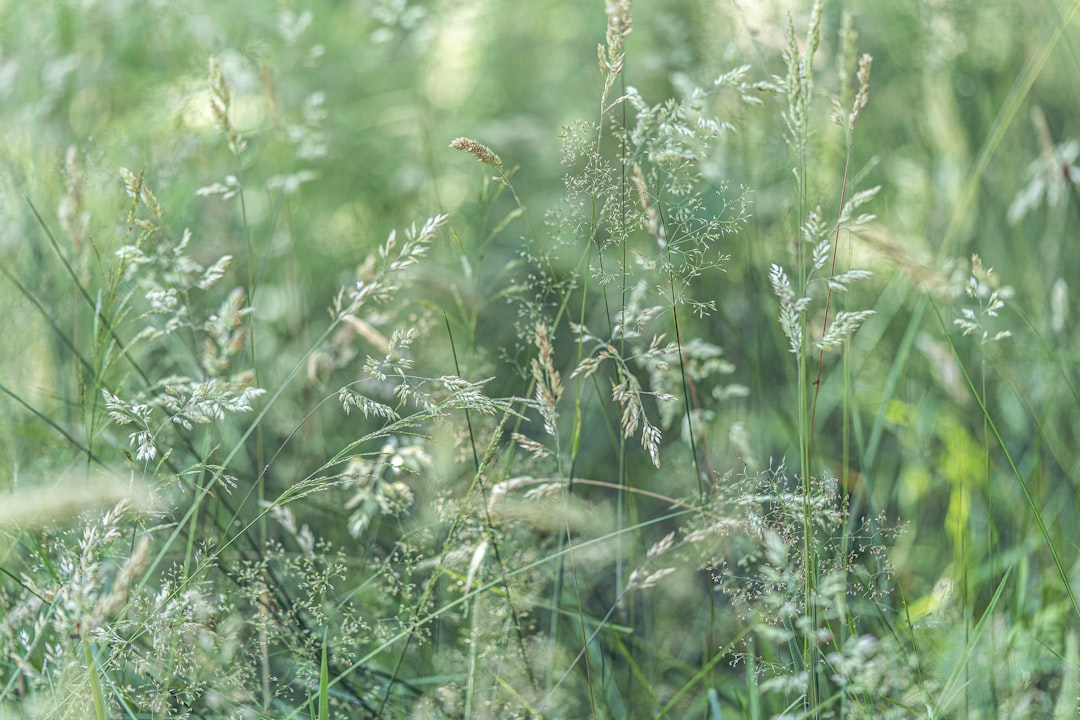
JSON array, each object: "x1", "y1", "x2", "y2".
[{"x1": 625, "y1": 464, "x2": 918, "y2": 718}]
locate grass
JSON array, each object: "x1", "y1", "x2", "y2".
[{"x1": 1, "y1": 0, "x2": 1079, "y2": 717}]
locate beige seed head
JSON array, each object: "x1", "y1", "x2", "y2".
[{"x1": 449, "y1": 137, "x2": 503, "y2": 169}]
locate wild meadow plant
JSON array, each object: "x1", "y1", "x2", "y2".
[
  {"x1": 448, "y1": 2, "x2": 916, "y2": 716},
  {"x1": 1, "y1": 1, "x2": 1079, "y2": 718}
]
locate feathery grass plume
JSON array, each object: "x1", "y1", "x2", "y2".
[
  {"x1": 768, "y1": 114, "x2": 878, "y2": 357},
  {"x1": 767, "y1": 3, "x2": 879, "y2": 367},
  {"x1": 103, "y1": 373, "x2": 265, "y2": 464},
  {"x1": 335, "y1": 217, "x2": 450, "y2": 415},
  {"x1": 768, "y1": 262, "x2": 807, "y2": 355},
  {"x1": 599, "y1": 0, "x2": 632, "y2": 100},
  {"x1": 337, "y1": 214, "x2": 446, "y2": 316},
  {"x1": 529, "y1": 322, "x2": 562, "y2": 436},
  {"x1": 832, "y1": 14, "x2": 873, "y2": 139},
  {"x1": 449, "y1": 137, "x2": 503, "y2": 169},
  {"x1": 570, "y1": 320, "x2": 667, "y2": 467},
  {"x1": 58, "y1": 145, "x2": 89, "y2": 253},
  {"x1": 954, "y1": 254, "x2": 1014, "y2": 343},
  {"x1": 814, "y1": 309, "x2": 876, "y2": 351},
  {"x1": 511, "y1": 431, "x2": 551, "y2": 460},
  {"x1": 835, "y1": 12, "x2": 858, "y2": 120},
  {"x1": 605, "y1": 75, "x2": 751, "y2": 268},
  {"x1": 119, "y1": 166, "x2": 163, "y2": 229},
  {"x1": 851, "y1": 54, "x2": 872, "y2": 129},
  {"x1": 781, "y1": 0, "x2": 823, "y2": 163},
  {"x1": 625, "y1": 531, "x2": 675, "y2": 591},
  {"x1": 209, "y1": 55, "x2": 246, "y2": 155},
  {"x1": 703, "y1": 466, "x2": 914, "y2": 714},
  {"x1": 85, "y1": 536, "x2": 151, "y2": 632}
]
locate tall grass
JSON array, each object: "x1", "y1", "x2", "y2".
[{"x1": 1, "y1": 0, "x2": 1078, "y2": 718}]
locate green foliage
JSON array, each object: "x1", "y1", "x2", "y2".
[{"x1": 1, "y1": 0, "x2": 1079, "y2": 718}]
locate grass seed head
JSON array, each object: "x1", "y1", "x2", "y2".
[{"x1": 449, "y1": 137, "x2": 503, "y2": 169}]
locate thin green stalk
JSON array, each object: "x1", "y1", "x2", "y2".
[
  {"x1": 318, "y1": 635, "x2": 330, "y2": 720},
  {"x1": 783, "y1": 2, "x2": 824, "y2": 710},
  {"x1": 84, "y1": 640, "x2": 107, "y2": 720}
]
